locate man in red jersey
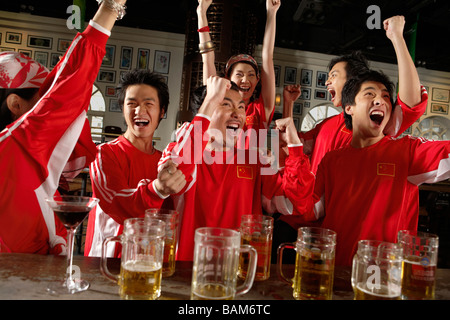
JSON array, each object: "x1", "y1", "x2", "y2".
[
  {"x1": 299, "y1": 70, "x2": 450, "y2": 266},
  {"x1": 85, "y1": 69, "x2": 186, "y2": 257},
  {"x1": 158, "y1": 76, "x2": 315, "y2": 261},
  {"x1": 274, "y1": 16, "x2": 428, "y2": 262}
]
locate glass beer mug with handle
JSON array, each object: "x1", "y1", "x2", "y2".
[
  {"x1": 397, "y1": 230, "x2": 439, "y2": 300},
  {"x1": 191, "y1": 227, "x2": 258, "y2": 300},
  {"x1": 351, "y1": 240, "x2": 403, "y2": 300},
  {"x1": 100, "y1": 218, "x2": 166, "y2": 300},
  {"x1": 278, "y1": 227, "x2": 337, "y2": 300}
]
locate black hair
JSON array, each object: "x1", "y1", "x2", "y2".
[
  {"x1": 342, "y1": 70, "x2": 395, "y2": 130},
  {"x1": 0, "y1": 88, "x2": 39, "y2": 131},
  {"x1": 117, "y1": 68, "x2": 169, "y2": 115},
  {"x1": 328, "y1": 51, "x2": 371, "y2": 80},
  {"x1": 188, "y1": 81, "x2": 241, "y2": 117}
]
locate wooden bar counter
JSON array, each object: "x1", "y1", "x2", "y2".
[{"x1": 1, "y1": 253, "x2": 450, "y2": 300}]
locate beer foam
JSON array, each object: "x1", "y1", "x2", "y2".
[{"x1": 123, "y1": 260, "x2": 161, "y2": 272}]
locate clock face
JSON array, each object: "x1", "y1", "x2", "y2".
[
  {"x1": 413, "y1": 116, "x2": 450, "y2": 141},
  {"x1": 301, "y1": 103, "x2": 340, "y2": 132}
]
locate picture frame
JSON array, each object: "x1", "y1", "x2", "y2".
[
  {"x1": 284, "y1": 67, "x2": 297, "y2": 84},
  {"x1": 105, "y1": 86, "x2": 117, "y2": 97},
  {"x1": 432, "y1": 88, "x2": 450, "y2": 103},
  {"x1": 315, "y1": 89, "x2": 328, "y2": 100},
  {"x1": 120, "y1": 46, "x2": 133, "y2": 70},
  {"x1": 50, "y1": 53, "x2": 61, "y2": 68},
  {"x1": 5, "y1": 32, "x2": 22, "y2": 44},
  {"x1": 300, "y1": 69, "x2": 312, "y2": 86},
  {"x1": 34, "y1": 51, "x2": 48, "y2": 67},
  {"x1": 97, "y1": 70, "x2": 116, "y2": 83},
  {"x1": 153, "y1": 50, "x2": 171, "y2": 74},
  {"x1": 57, "y1": 39, "x2": 72, "y2": 52},
  {"x1": 316, "y1": 71, "x2": 328, "y2": 88},
  {"x1": 431, "y1": 103, "x2": 449, "y2": 115},
  {"x1": 274, "y1": 65, "x2": 281, "y2": 87},
  {"x1": 137, "y1": 48, "x2": 150, "y2": 69},
  {"x1": 18, "y1": 49, "x2": 32, "y2": 57},
  {"x1": 0, "y1": 47, "x2": 15, "y2": 52},
  {"x1": 293, "y1": 117, "x2": 300, "y2": 131},
  {"x1": 304, "y1": 102, "x2": 310, "y2": 109},
  {"x1": 109, "y1": 99, "x2": 122, "y2": 113},
  {"x1": 102, "y1": 45, "x2": 115, "y2": 67},
  {"x1": 293, "y1": 102, "x2": 303, "y2": 115},
  {"x1": 300, "y1": 88, "x2": 311, "y2": 100},
  {"x1": 27, "y1": 35, "x2": 52, "y2": 49}
]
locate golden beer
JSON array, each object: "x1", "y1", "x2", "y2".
[
  {"x1": 239, "y1": 233, "x2": 272, "y2": 281},
  {"x1": 293, "y1": 251, "x2": 334, "y2": 300},
  {"x1": 354, "y1": 283, "x2": 401, "y2": 300},
  {"x1": 401, "y1": 256, "x2": 436, "y2": 300},
  {"x1": 119, "y1": 260, "x2": 162, "y2": 300},
  {"x1": 162, "y1": 240, "x2": 176, "y2": 277},
  {"x1": 191, "y1": 283, "x2": 234, "y2": 300}
]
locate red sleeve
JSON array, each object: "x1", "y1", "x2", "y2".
[
  {"x1": 89, "y1": 145, "x2": 165, "y2": 225},
  {"x1": 261, "y1": 146, "x2": 315, "y2": 215}
]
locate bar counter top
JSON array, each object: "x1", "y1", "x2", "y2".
[{"x1": 1, "y1": 253, "x2": 450, "y2": 301}]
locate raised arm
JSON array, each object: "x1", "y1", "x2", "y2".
[
  {"x1": 197, "y1": 0, "x2": 217, "y2": 84},
  {"x1": 384, "y1": 16, "x2": 421, "y2": 107},
  {"x1": 260, "y1": 0, "x2": 281, "y2": 122},
  {"x1": 93, "y1": 0, "x2": 127, "y2": 31},
  {"x1": 282, "y1": 84, "x2": 301, "y2": 118}
]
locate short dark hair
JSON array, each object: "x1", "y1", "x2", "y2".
[
  {"x1": 342, "y1": 70, "x2": 395, "y2": 130},
  {"x1": 117, "y1": 69, "x2": 169, "y2": 115},
  {"x1": 0, "y1": 88, "x2": 39, "y2": 131},
  {"x1": 328, "y1": 51, "x2": 370, "y2": 80}
]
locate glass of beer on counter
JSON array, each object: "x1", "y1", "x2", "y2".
[
  {"x1": 100, "y1": 218, "x2": 166, "y2": 300},
  {"x1": 191, "y1": 227, "x2": 257, "y2": 300},
  {"x1": 238, "y1": 214, "x2": 274, "y2": 281},
  {"x1": 145, "y1": 209, "x2": 179, "y2": 277},
  {"x1": 397, "y1": 230, "x2": 439, "y2": 300},
  {"x1": 351, "y1": 240, "x2": 403, "y2": 300},
  {"x1": 278, "y1": 227, "x2": 337, "y2": 300}
]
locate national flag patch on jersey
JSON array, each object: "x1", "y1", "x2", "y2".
[
  {"x1": 377, "y1": 163, "x2": 395, "y2": 177},
  {"x1": 246, "y1": 115, "x2": 257, "y2": 125},
  {"x1": 237, "y1": 165, "x2": 254, "y2": 179}
]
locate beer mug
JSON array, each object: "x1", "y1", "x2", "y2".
[
  {"x1": 351, "y1": 240, "x2": 403, "y2": 300},
  {"x1": 100, "y1": 218, "x2": 165, "y2": 300},
  {"x1": 397, "y1": 230, "x2": 439, "y2": 300},
  {"x1": 238, "y1": 215, "x2": 273, "y2": 281},
  {"x1": 145, "y1": 209, "x2": 179, "y2": 277},
  {"x1": 191, "y1": 227, "x2": 257, "y2": 300},
  {"x1": 278, "y1": 227, "x2": 336, "y2": 300}
]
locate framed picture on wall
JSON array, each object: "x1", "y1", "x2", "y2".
[
  {"x1": 6, "y1": 32, "x2": 22, "y2": 44},
  {"x1": 315, "y1": 89, "x2": 327, "y2": 100},
  {"x1": 431, "y1": 103, "x2": 449, "y2": 114},
  {"x1": 97, "y1": 70, "x2": 116, "y2": 83},
  {"x1": 293, "y1": 102, "x2": 303, "y2": 115},
  {"x1": 109, "y1": 99, "x2": 121, "y2": 112},
  {"x1": 274, "y1": 65, "x2": 281, "y2": 87},
  {"x1": 316, "y1": 71, "x2": 328, "y2": 88},
  {"x1": 57, "y1": 39, "x2": 72, "y2": 52},
  {"x1": 284, "y1": 67, "x2": 297, "y2": 84},
  {"x1": 137, "y1": 48, "x2": 150, "y2": 69},
  {"x1": 432, "y1": 88, "x2": 450, "y2": 103},
  {"x1": 105, "y1": 86, "x2": 117, "y2": 97},
  {"x1": 34, "y1": 51, "x2": 48, "y2": 67},
  {"x1": 0, "y1": 47, "x2": 15, "y2": 52},
  {"x1": 153, "y1": 50, "x2": 171, "y2": 74},
  {"x1": 300, "y1": 88, "x2": 311, "y2": 100},
  {"x1": 102, "y1": 45, "x2": 115, "y2": 67},
  {"x1": 27, "y1": 35, "x2": 52, "y2": 49},
  {"x1": 50, "y1": 53, "x2": 61, "y2": 68},
  {"x1": 120, "y1": 46, "x2": 133, "y2": 70},
  {"x1": 300, "y1": 69, "x2": 312, "y2": 86}
]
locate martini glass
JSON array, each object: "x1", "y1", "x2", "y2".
[{"x1": 45, "y1": 195, "x2": 99, "y2": 294}]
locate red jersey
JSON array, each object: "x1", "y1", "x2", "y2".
[
  {"x1": 281, "y1": 88, "x2": 429, "y2": 230},
  {"x1": 158, "y1": 115, "x2": 315, "y2": 261},
  {"x1": 304, "y1": 135, "x2": 450, "y2": 266},
  {"x1": 0, "y1": 22, "x2": 108, "y2": 254},
  {"x1": 84, "y1": 135, "x2": 167, "y2": 257}
]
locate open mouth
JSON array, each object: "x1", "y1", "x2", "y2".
[
  {"x1": 238, "y1": 86, "x2": 250, "y2": 93},
  {"x1": 226, "y1": 123, "x2": 241, "y2": 135},
  {"x1": 134, "y1": 119, "x2": 150, "y2": 128},
  {"x1": 328, "y1": 88, "x2": 336, "y2": 100},
  {"x1": 369, "y1": 110, "x2": 384, "y2": 126}
]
